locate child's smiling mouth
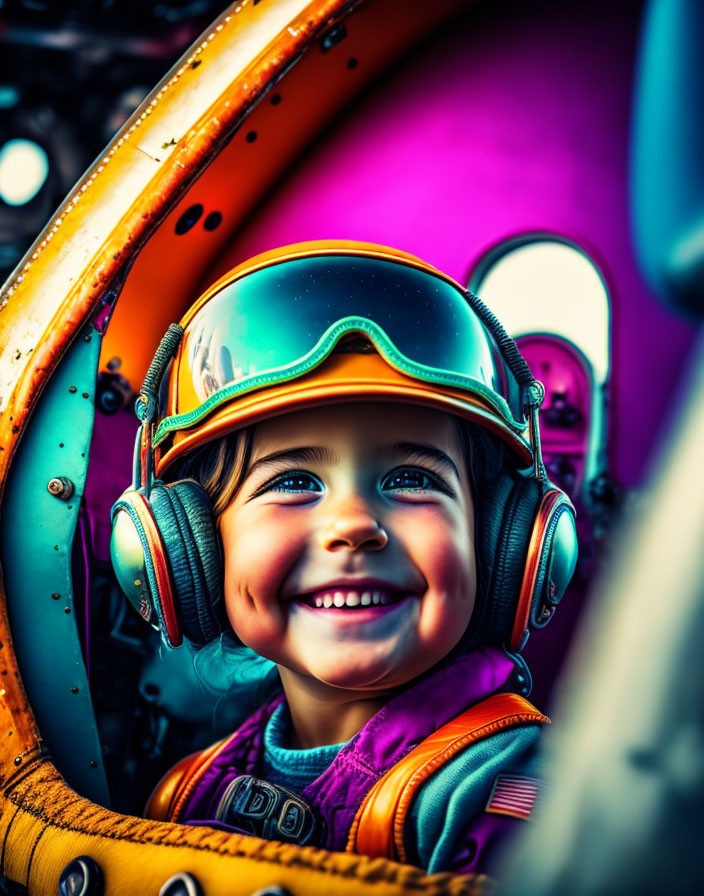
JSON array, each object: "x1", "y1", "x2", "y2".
[{"x1": 296, "y1": 587, "x2": 411, "y2": 610}]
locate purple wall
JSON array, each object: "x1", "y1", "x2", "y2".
[{"x1": 213, "y1": 0, "x2": 697, "y2": 489}]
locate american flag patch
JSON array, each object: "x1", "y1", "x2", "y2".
[{"x1": 485, "y1": 773, "x2": 541, "y2": 820}]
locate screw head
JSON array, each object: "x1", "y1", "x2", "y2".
[{"x1": 47, "y1": 477, "x2": 74, "y2": 500}]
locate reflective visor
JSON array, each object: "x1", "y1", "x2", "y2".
[{"x1": 154, "y1": 251, "x2": 531, "y2": 472}]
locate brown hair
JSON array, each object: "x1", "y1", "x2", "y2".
[{"x1": 166, "y1": 425, "x2": 256, "y2": 518}]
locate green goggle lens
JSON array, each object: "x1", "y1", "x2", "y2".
[{"x1": 155, "y1": 255, "x2": 525, "y2": 445}]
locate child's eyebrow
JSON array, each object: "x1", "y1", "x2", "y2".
[
  {"x1": 246, "y1": 446, "x2": 339, "y2": 476},
  {"x1": 383, "y1": 442, "x2": 461, "y2": 482}
]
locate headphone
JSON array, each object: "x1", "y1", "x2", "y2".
[{"x1": 111, "y1": 296, "x2": 578, "y2": 658}]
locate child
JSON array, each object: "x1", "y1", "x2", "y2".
[{"x1": 110, "y1": 240, "x2": 577, "y2": 875}]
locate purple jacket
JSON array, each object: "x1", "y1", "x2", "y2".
[{"x1": 178, "y1": 646, "x2": 545, "y2": 873}]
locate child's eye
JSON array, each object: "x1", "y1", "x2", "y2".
[
  {"x1": 265, "y1": 471, "x2": 323, "y2": 494},
  {"x1": 380, "y1": 467, "x2": 450, "y2": 495}
]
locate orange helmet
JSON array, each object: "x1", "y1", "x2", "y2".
[{"x1": 152, "y1": 241, "x2": 535, "y2": 477}]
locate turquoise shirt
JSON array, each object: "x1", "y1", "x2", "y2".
[{"x1": 261, "y1": 702, "x2": 542, "y2": 873}]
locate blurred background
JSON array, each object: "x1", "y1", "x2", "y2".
[{"x1": 0, "y1": 0, "x2": 233, "y2": 283}]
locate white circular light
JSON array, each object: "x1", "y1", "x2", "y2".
[
  {"x1": 475, "y1": 240, "x2": 610, "y2": 385},
  {"x1": 0, "y1": 139, "x2": 50, "y2": 206}
]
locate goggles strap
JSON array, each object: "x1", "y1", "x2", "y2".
[
  {"x1": 135, "y1": 323, "x2": 184, "y2": 424},
  {"x1": 466, "y1": 289, "x2": 535, "y2": 389},
  {"x1": 134, "y1": 323, "x2": 184, "y2": 497},
  {"x1": 467, "y1": 288, "x2": 548, "y2": 480}
]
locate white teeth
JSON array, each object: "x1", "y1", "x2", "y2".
[{"x1": 309, "y1": 588, "x2": 400, "y2": 608}]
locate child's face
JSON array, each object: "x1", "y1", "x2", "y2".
[{"x1": 218, "y1": 402, "x2": 476, "y2": 695}]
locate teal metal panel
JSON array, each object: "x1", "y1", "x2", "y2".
[{"x1": 0, "y1": 327, "x2": 109, "y2": 805}]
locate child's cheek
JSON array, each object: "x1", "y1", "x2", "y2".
[
  {"x1": 402, "y1": 507, "x2": 475, "y2": 582},
  {"x1": 400, "y1": 509, "x2": 476, "y2": 636},
  {"x1": 219, "y1": 504, "x2": 307, "y2": 644}
]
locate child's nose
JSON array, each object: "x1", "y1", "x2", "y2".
[{"x1": 320, "y1": 507, "x2": 389, "y2": 552}]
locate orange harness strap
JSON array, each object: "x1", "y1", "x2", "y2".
[
  {"x1": 146, "y1": 736, "x2": 229, "y2": 822},
  {"x1": 347, "y1": 692, "x2": 549, "y2": 864}
]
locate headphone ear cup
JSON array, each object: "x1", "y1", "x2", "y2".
[
  {"x1": 110, "y1": 487, "x2": 182, "y2": 648},
  {"x1": 508, "y1": 489, "x2": 578, "y2": 651},
  {"x1": 478, "y1": 474, "x2": 544, "y2": 646},
  {"x1": 149, "y1": 480, "x2": 224, "y2": 646}
]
